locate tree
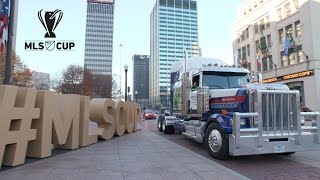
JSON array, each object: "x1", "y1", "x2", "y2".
[
  {"x1": 112, "y1": 76, "x2": 123, "y2": 100},
  {"x1": 52, "y1": 64, "x2": 94, "y2": 96},
  {"x1": 0, "y1": 52, "x2": 32, "y2": 87},
  {"x1": 91, "y1": 74, "x2": 112, "y2": 98}
]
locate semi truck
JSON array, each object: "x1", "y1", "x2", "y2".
[{"x1": 157, "y1": 57, "x2": 320, "y2": 160}]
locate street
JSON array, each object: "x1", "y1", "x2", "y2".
[{"x1": 142, "y1": 119, "x2": 320, "y2": 180}]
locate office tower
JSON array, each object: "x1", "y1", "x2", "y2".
[
  {"x1": 84, "y1": 0, "x2": 114, "y2": 98},
  {"x1": 150, "y1": 0, "x2": 198, "y2": 110},
  {"x1": 133, "y1": 54, "x2": 150, "y2": 108}
]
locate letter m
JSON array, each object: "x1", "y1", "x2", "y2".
[
  {"x1": 27, "y1": 92, "x2": 80, "y2": 158},
  {"x1": 25, "y1": 42, "x2": 33, "y2": 50}
]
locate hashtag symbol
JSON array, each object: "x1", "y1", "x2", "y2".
[{"x1": 0, "y1": 86, "x2": 40, "y2": 168}]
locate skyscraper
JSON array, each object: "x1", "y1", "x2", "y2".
[
  {"x1": 133, "y1": 55, "x2": 150, "y2": 108},
  {"x1": 84, "y1": 0, "x2": 114, "y2": 97},
  {"x1": 150, "y1": 0, "x2": 198, "y2": 110}
]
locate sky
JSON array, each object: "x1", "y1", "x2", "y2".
[{"x1": 15, "y1": 0, "x2": 240, "y2": 94}]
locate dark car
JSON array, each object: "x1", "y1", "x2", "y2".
[{"x1": 143, "y1": 109, "x2": 157, "y2": 120}]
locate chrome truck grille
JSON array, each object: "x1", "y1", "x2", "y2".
[
  {"x1": 257, "y1": 90, "x2": 301, "y2": 137},
  {"x1": 230, "y1": 88, "x2": 320, "y2": 156}
]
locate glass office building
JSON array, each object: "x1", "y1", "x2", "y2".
[{"x1": 150, "y1": 0, "x2": 199, "y2": 110}]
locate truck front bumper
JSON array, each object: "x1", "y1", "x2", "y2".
[
  {"x1": 229, "y1": 112, "x2": 320, "y2": 156},
  {"x1": 229, "y1": 132, "x2": 320, "y2": 156}
]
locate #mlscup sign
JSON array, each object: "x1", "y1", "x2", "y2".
[{"x1": 0, "y1": 85, "x2": 141, "y2": 168}]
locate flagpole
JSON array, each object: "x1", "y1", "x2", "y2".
[{"x1": 3, "y1": 0, "x2": 15, "y2": 85}]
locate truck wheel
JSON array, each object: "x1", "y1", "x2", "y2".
[
  {"x1": 158, "y1": 119, "x2": 163, "y2": 132},
  {"x1": 205, "y1": 123, "x2": 229, "y2": 160},
  {"x1": 163, "y1": 122, "x2": 168, "y2": 134},
  {"x1": 170, "y1": 126, "x2": 175, "y2": 134}
]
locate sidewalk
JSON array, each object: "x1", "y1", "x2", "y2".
[{"x1": 0, "y1": 123, "x2": 250, "y2": 180}]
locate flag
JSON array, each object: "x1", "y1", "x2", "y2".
[
  {"x1": 0, "y1": 0, "x2": 10, "y2": 53},
  {"x1": 284, "y1": 34, "x2": 292, "y2": 56},
  {"x1": 256, "y1": 53, "x2": 261, "y2": 67}
]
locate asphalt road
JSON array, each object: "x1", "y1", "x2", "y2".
[{"x1": 141, "y1": 119, "x2": 320, "y2": 180}]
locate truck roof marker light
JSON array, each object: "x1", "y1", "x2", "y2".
[{"x1": 214, "y1": 63, "x2": 218, "y2": 67}]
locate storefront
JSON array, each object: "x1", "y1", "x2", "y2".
[{"x1": 262, "y1": 69, "x2": 319, "y2": 111}]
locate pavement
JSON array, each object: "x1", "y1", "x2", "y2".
[{"x1": 0, "y1": 122, "x2": 250, "y2": 180}]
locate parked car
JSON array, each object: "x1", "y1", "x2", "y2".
[
  {"x1": 164, "y1": 110, "x2": 171, "y2": 115},
  {"x1": 143, "y1": 109, "x2": 157, "y2": 120}
]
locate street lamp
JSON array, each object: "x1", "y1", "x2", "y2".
[
  {"x1": 124, "y1": 64, "x2": 128, "y2": 101},
  {"x1": 135, "y1": 91, "x2": 138, "y2": 102}
]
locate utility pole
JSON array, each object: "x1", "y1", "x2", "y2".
[{"x1": 3, "y1": 0, "x2": 15, "y2": 84}]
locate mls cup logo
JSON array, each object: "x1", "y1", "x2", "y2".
[{"x1": 38, "y1": 9, "x2": 63, "y2": 38}]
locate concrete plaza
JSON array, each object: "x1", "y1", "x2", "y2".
[{"x1": 0, "y1": 123, "x2": 249, "y2": 180}]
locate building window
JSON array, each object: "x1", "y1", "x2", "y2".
[
  {"x1": 267, "y1": 34, "x2": 271, "y2": 48},
  {"x1": 285, "y1": 24, "x2": 293, "y2": 37},
  {"x1": 255, "y1": 40, "x2": 260, "y2": 53},
  {"x1": 286, "y1": 81, "x2": 304, "y2": 107},
  {"x1": 288, "y1": 49, "x2": 296, "y2": 65},
  {"x1": 277, "y1": 8, "x2": 282, "y2": 21},
  {"x1": 168, "y1": 0, "x2": 174, "y2": 7},
  {"x1": 183, "y1": 0, "x2": 189, "y2": 9},
  {"x1": 254, "y1": 23, "x2": 259, "y2": 34},
  {"x1": 295, "y1": 21, "x2": 302, "y2": 38},
  {"x1": 262, "y1": 57, "x2": 268, "y2": 72},
  {"x1": 160, "y1": 0, "x2": 166, "y2": 6},
  {"x1": 238, "y1": 49, "x2": 241, "y2": 59},
  {"x1": 247, "y1": 44, "x2": 250, "y2": 57},
  {"x1": 297, "y1": 45, "x2": 304, "y2": 63},
  {"x1": 260, "y1": 36, "x2": 267, "y2": 51},
  {"x1": 260, "y1": 19, "x2": 265, "y2": 31},
  {"x1": 241, "y1": 30, "x2": 245, "y2": 41},
  {"x1": 176, "y1": 0, "x2": 182, "y2": 8},
  {"x1": 242, "y1": 46, "x2": 247, "y2": 60},
  {"x1": 268, "y1": 56, "x2": 273, "y2": 70},
  {"x1": 284, "y1": 3, "x2": 291, "y2": 18},
  {"x1": 266, "y1": 15, "x2": 270, "y2": 28},
  {"x1": 280, "y1": 51, "x2": 286, "y2": 67},
  {"x1": 246, "y1": 28, "x2": 249, "y2": 39},
  {"x1": 279, "y1": 28, "x2": 284, "y2": 43}
]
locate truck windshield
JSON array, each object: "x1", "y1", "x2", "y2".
[{"x1": 202, "y1": 71, "x2": 249, "y2": 89}]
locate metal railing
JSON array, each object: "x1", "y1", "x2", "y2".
[{"x1": 232, "y1": 89, "x2": 320, "y2": 149}]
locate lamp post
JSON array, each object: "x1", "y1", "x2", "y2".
[
  {"x1": 135, "y1": 91, "x2": 138, "y2": 102},
  {"x1": 124, "y1": 64, "x2": 128, "y2": 101}
]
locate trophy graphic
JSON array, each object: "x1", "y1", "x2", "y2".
[{"x1": 38, "y1": 9, "x2": 63, "y2": 38}]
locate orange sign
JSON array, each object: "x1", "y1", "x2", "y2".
[{"x1": 263, "y1": 70, "x2": 314, "y2": 84}]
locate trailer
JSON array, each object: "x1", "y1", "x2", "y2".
[{"x1": 157, "y1": 57, "x2": 320, "y2": 159}]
